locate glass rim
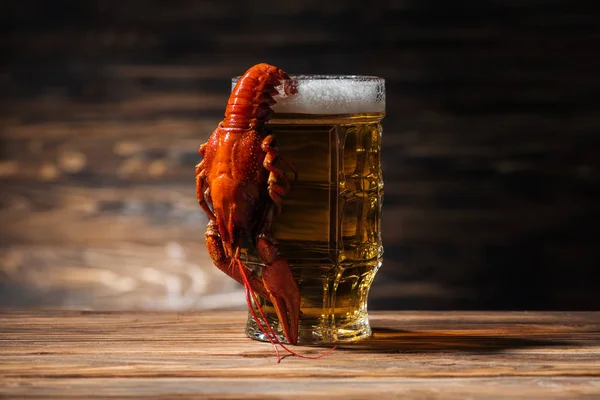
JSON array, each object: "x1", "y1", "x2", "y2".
[{"x1": 232, "y1": 74, "x2": 384, "y2": 82}]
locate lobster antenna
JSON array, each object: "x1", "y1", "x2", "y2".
[
  {"x1": 243, "y1": 284, "x2": 281, "y2": 363},
  {"x1": 233, "y1": 256, "x2": 281, "y2": 362}
]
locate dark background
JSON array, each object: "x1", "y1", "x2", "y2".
[{"x1": 1, "y1": 0, "x2": 599, "y2": 311}]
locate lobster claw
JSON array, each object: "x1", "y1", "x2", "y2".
[
  {"x1": 205, "y1": 221, "x2": 271, "y2": 301},
  {"x1": 257, "y1": 236, "x2": 301, "y2": 345},
  {"x1": 205, "y1": 220, "x2": 300, "y2": 344}
]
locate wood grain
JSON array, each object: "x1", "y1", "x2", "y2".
[{"x1": 0, "y1": 311, "x2": 599, "y2": 398}]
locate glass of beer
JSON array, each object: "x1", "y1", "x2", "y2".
[{"x1": 237, "y1": 75, "x2": 385, "y2": 344}]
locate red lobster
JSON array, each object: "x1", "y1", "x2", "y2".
[{"x1": 195, "y1": 63, "x2": 332, "y2": 361}]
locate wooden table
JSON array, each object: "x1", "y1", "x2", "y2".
[{"x1": 1, "y1": 311, "x2": 599, "y2": 399}]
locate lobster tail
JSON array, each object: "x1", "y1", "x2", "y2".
[{"x1": 222, "y1": 63, "x2": 297, "y2": 129}]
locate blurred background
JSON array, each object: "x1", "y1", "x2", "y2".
[{"x1": 1, "y1": 0, "x2": 598, "y2": 311}]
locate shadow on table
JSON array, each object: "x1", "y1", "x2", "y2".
[{"x1": 335, "y1": 326, "x2": 587, "y2": 354}]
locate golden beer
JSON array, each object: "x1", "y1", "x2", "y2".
[{"x1": 238, "y1": 76, "x2": 385, "y2": 344}]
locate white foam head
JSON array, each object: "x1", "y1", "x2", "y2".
[{"x1": 232, "y1": 75, "x2": 385, "y2": 115}]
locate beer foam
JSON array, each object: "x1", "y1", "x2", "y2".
[
  {"x1": 232, "y1": 75, "x2": 385, "y2": 115},
  {"x1": 274, "y1": 75, "x2": 385, "y2": 114}
]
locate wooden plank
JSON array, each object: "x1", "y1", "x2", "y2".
[
  {"x1": 0, "y1": 118, "x2": 213, "y2": 140},
  {"x1": 0, "y1": 184, "x2": 204, "y2": 245},
  {"x1": 0, "y1": 311, "x2": 598, "y2": 398},
  {"x1": 0, "y1": 244, "x2": 245, "y2": 311},
  {"x1": 6, "y1": 377, "x2": 598, "y2": 400},
  {"x1": 5, "y1": 93, "x2": 227, "y2": 120},
  {"x1": 5, "y1": 171, "x2": 594, "y2": 247},
  {"x1": 1, "y1": 377, "x2": 600, "y2": 399}
]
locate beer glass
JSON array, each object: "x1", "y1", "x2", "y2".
[{"x1": 236, "y1": 75, "x2": 385, "y2": 344}]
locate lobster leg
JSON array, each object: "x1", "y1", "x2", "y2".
[
  {"x1": 261, "y1": 134, "x2": 297, "y2": 215},
  {"x1": 195, "y1": 144, "x2": 216, "y2": 222},
  {"x1": 204, "y1": 220, "x2": 271, "y2": 301}
]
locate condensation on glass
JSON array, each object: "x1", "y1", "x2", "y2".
[{"x1": 233, "y1": 75, "x2": 385, "y2": 344}]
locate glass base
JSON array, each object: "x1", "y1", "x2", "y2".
[{"x1": 245, "y1": 310, "x2": 372, "y2": 345}]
